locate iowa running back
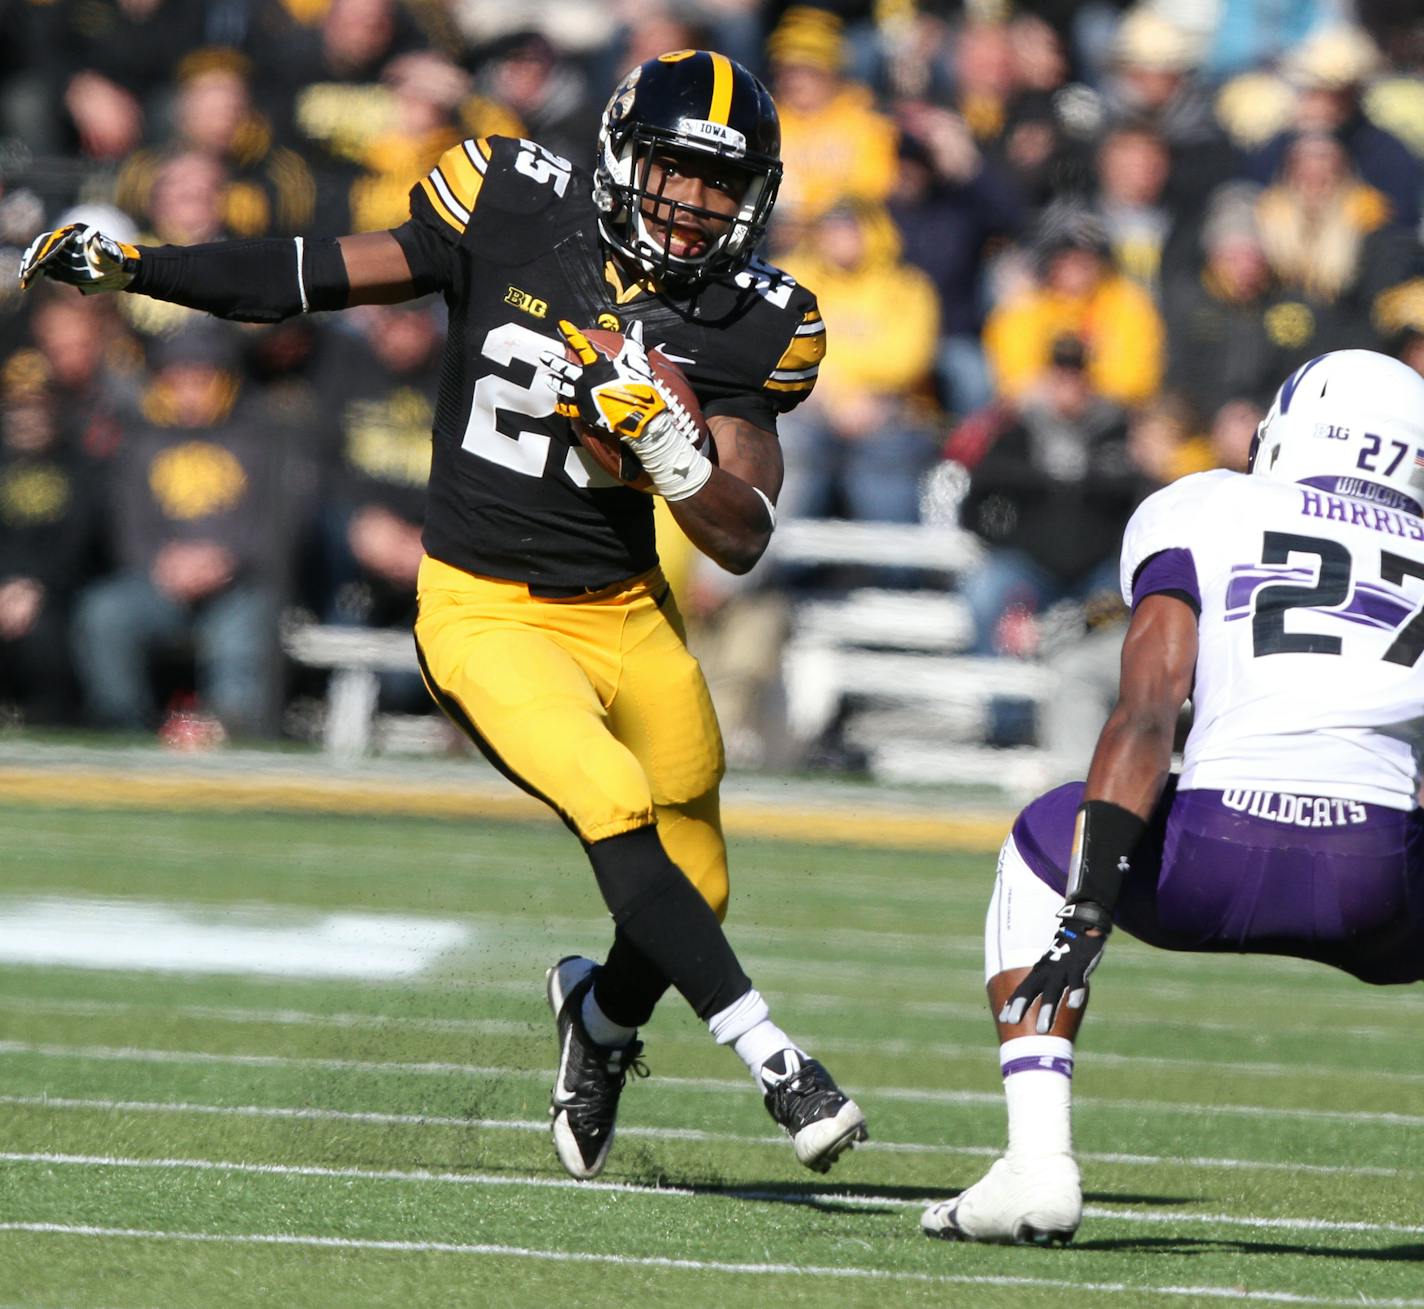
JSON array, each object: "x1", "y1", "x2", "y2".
[{"x1": 21, "y1": 49, "x2": 867, "y2": 1181}]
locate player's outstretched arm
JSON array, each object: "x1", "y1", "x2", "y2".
[
  {"x1": 19, "y1": 224, "x2": 423, "y2": 319},
  {"x1": 1001, "y1": 593, "x2": 1198, "y2": 1032}
]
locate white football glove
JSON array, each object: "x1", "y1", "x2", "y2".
[
  {"x1": 554, "y1": 319, "x2": 669, "y2": 441},
  {"x1": 552, "y1": 320, "x2": 711, "y2": 500},
  {"x1": 18, "y1": 224, "x2": 139, "y2": 295}
]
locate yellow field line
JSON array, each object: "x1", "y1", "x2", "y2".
[{"x1": 0, "y1": 768, "x2": 1010, "y2": 852}]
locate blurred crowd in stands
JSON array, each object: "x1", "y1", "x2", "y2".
[{"x1": 2, "y1": 0, "x2": 1424, "y2": 764}]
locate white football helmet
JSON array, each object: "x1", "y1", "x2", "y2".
[{"x1": 1250, "y1": 350, "x2": 1424, "y2": 514}]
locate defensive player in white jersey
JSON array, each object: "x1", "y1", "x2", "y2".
[{"x1": 921, "y1": 350, "x2": 1424, "y2": 1245}]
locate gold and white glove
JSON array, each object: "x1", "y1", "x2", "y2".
[
  {"x1": 18, "y1": 224, "x2": 140, "y2": 294},
  {"x1": 554, "y1": 320, "x2": 711, "y2": 500}
]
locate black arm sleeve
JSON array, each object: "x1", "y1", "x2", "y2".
[
  {"x1": 126, "y1": 236, "x2": 351, "y2": 322},
  {"x1": 389, "y1": 217, "x2": 456, "y2": 297}
]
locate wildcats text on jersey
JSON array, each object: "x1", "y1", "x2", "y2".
[{"x1": 1220, "y1": 790, "x2": 1369, "y2": 827}]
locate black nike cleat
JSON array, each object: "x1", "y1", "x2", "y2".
[
  {"x1": 760, "y1": 1048, "x2": 868, "y2": 1173},
  {"x1": 545, "y1": 955, "x2": 647, "y2": 1179}
]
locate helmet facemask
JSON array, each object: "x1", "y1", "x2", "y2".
[
  {"x1": 593, "y1": 51, "x2": 784, "y2": 287},
  {"x1": 596, "y1": 125, "x2": 781, "y2": 286}
]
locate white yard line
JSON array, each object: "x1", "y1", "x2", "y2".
[
  {"x1": 1, "y1": 1222, "x2": 1420, "y2": 1306},
  {"x1": 6, "y1": 1151, "x2": 1422, "y2": 1239},
  {"x1": 4, "y1": 899, "x2": 1420, "y2": 1015},
  {"x1": 2, "y1": 995, "x2": 1418, "y2": 1084},
  {"x1": 902, "y1": 997, "x2": 1409, "y2": 1041},
  {"x1": 2, "y1": 1040, "x2": 1419, "y2": 1126},
  {"x1": 0, "y1": 1095, "x2": 1409, "y2": 1178},
  {"x1": 2, "y1": 989, "x2": 1410, "y2": 1048}
]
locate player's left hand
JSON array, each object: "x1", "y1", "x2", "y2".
[
  {"x1": 999, "y1": 901, "x2": 1110, "y2": 1034},
  {"x1": 18, "y1": 223, "x2": 138, "y2": 294},
  {"x1": 552, "y1": 320, "x2": 670, "y2": 444}
]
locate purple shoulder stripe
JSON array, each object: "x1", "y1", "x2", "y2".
[{"x1": 1132, "y1": 547, "x2": 1200, "y2": 612}]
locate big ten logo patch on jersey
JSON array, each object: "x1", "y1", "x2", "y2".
[{"x1": 505, "y1": 286, "x2": 548, "y2": 319}]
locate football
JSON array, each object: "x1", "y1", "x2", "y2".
[{"x1": 564, "y1": 327, "x2": 714, "y2": 492}]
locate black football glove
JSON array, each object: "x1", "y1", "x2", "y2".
[
  {"x1": 999, "y1": 900, "x2": 1110, "y2": 1034},
  {"x1": 18, "y1": 224, "x2": 139, "y2": 294}
]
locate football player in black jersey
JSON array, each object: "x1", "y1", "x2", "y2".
[{"x1": 22, "y1": 50, "x2": 867, "y2": 1180}]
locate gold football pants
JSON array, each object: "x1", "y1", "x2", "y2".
[{"x1": 414, "y1": 555, "x2": 729, "y2": 916}]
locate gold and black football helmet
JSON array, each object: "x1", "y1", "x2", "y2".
[{"x1": 594, "y1": 50, "x2": 782, "y2": 285}]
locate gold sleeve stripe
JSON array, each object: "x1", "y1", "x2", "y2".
[
  {"x1": 427, "y1": 166, "x2": 471, "y2": 226},
  {"x1": 766, "y1": 309, "x2": 824, "y2": 392},
  {"x1": 770, "y1": 316, "x2": 826, "y2": 375},
  {"x1": 419, "y1": 177, "x2": 465, "y2": 233},
  {"x1": 708, "y1": 51, "x2": 733, "y2": 125},
  {"x1": 424, "y1": 137, "x2": 491, "y2": 229},
  {"x1": 438, "y1": 142, "x2": 483, "y2": 206}
]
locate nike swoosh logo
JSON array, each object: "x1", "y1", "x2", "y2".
[{"x1": 553, "y1": 1028, "x2": 577, "y2": 1105}]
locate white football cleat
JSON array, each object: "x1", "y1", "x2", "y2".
[{"x1": 921, "y1": 1153, "x2": 1081, "y2": 1245}]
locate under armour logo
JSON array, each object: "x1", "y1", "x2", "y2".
[{"x1": 1117, "y1": 855, "x2": 1131, "y2": 873}]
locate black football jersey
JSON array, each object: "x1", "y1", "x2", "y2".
[{"x1": 390, "y1": 135, "x2": 825, "y2": 593}]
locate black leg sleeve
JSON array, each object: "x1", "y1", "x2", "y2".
[
  {"x1": 586, "y1": 827, "x2": 750, "y2": 1022},
  {"x1": 593, "y1": 929, "x2": 672, "y2": 1029}
]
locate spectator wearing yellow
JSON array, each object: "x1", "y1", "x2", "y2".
[
  {"x1": 984, "y1": 208, "x2": 1164, "y2": 409},
  {"x1": 766, "y1": 8, "x2": 898, "y2": 235},
  {"x1": 776, "y1": 200, "x2": 941, "y2": 527}
]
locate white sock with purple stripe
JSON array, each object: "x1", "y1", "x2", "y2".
[{"x1": 1000, "y1": 1035, "x2": 1074, "y2": 1159}]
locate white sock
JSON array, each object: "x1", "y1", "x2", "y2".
[
  {"x1": 580, "y1": 989, "x2": 637, "y2": 1048},
  {"x1": 707, "y1": 988, "x2": 800, "y2": 1084},
  {"x1": 999, "y1": 1035, "x2": 1074, "y2": 1160}
]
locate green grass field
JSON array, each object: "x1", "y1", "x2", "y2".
[{"x1": 2, "y1": 800, "x2": 1421, "y2": 1308}]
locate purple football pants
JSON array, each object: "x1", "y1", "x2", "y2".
[{"x1": 1012, "y1": 780, "x2": 1424, "y2": 985}]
